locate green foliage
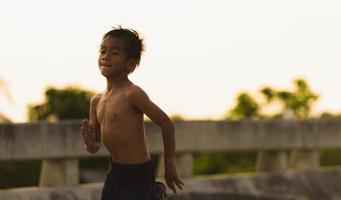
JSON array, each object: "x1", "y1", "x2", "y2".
[
  {"x1": 0, "y1": 160, "x2": 41, "y2": 189},
  {"x1": 227, "y1": 92, "x2": 260, "y2": 120},
  {"x1": 320, "y1": 112, "x2": 341, "y2": 119},
  {"x1": 193, "y1": 152, "x2": 257, "y2": 175},
  {"x1": 193, "y1": 149, "x2": 341, "y2": 176},
  {"x1": 79, "y1": 157, "x2": 109, "y2": 169},
  {"x1": 226, "y1": 78, "x2": 319, "y2": 120},
  {"x1": 28, "y1": 86, "x2": 95, "y2": 121},
  {"x1": 170, "y1": 114, "x2": 185, "y2": 121},
  {"x1": 320, "y1": 149, "x2": 341, "y2": 166},
  {"x1": 260, "y1": 79, "x2": 319, "y2": 119}
]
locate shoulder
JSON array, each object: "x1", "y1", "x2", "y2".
[
  {"x1": 90, "y1": 93, "x2": 103, "y2": 106},
  {"x1": 125, "y1": 84, "x2": 149, "y2": 102}
]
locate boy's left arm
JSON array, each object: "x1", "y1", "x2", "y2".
[{"x1": 128, "y1": 86, "x2": 184, "y2": 193}]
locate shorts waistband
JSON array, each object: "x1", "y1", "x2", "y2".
[{"x1": 109, "y1": 158, "x2": 153, "y2": 171}]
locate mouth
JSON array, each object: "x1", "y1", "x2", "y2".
[{"x1": 101, "y1": 64, "x2": 111, "y2": 68}]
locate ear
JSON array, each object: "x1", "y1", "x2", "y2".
[{"x1": 126, "y1": 59, "x2": 137, "y2": 72}]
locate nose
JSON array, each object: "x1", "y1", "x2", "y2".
[{"x1": 102, "y1": 51, "x2": 110, "y2": 60}]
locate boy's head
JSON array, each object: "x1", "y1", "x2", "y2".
[{"x1": 101, "y1": 26, "x2": 144, "y2": 73}]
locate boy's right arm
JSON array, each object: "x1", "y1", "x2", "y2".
[{"x1": 81, "y1": 94, "x2": 101, "y2": 153}]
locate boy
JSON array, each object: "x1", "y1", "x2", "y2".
[{"x1": 81, "y1": 26, "x2": 183, "y2": 200}]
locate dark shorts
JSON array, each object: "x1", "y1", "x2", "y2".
[{"x1": 101, "y1": 158, "x2": 155, "y2": 200}]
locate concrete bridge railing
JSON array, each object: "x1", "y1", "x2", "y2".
[{"x1": 1, "y1": 120, "x2": 341, "y2": 188}]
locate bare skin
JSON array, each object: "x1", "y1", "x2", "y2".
[{"x1": 81, "y1": 36, "x2": 183, "y2": 193}]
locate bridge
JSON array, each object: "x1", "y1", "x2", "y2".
[{"x1": 1, "y1": 120, "x2": 341, "y2": 199}]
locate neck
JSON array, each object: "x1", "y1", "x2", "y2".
[{"x1": 105, "y1": 75, "x2": 131, "y2": 92}]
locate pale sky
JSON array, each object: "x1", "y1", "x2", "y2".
[{"x1": 0, "y1": 0, "x2": 341, "y2": 122}]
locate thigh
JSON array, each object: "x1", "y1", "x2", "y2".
[
  {"x1": 101, "y1": 173, "x2": 118, "y2": 200},
  {"x1": 118, "y1": 171, "x2": 153, "y2": 200}
]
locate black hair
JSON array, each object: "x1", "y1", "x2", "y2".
[{"x1": 103, "y1": 26, "x2": 144, "y2": 72}]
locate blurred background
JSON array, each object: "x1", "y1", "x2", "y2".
[{"x1": 1, "y1": 0, "x2": 341, "y2": 189}]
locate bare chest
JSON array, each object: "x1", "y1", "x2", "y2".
[{"x1": 96, "y1": 94, "x2": 137, "y2": 123}]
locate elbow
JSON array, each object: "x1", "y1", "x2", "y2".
[
  {"x1": 153, "y1": 115, "x2": 174, "y2": 132},
  {"x1": 161, "y1": 120, "x2": 175, "y2": 133}
]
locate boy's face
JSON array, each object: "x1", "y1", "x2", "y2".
[{"x1": 98, "y1": 36, "x2": 134, "y2": 77}]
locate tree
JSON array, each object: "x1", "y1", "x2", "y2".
[
  {"x1": 170, "y1": 114, "x2": 185, "y2": 121},
  {"x1": 319, "y1": 112, "x2": 341, "y2": 119},
  {"x1": 226, "y1": 92, "x2": 260, "y2": 120},
  {"x1": 260, "y1": 79, "x2": 319, "y2": 119},
  {"x1": 28, "y1": 86, "x2": 95, "y2": 121}
]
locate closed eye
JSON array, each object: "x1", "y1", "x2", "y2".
[{"x1": 111, "y1": 50, "x2": 119, "y2": 55}]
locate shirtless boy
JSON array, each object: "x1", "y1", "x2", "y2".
[{"x1": 81, "y1": 27, "x2": 183, "y2": 200}]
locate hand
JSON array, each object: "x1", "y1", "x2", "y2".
[
  {"x1": 81, "y1": 119, "x2": 97, "y2": 148},
  {"x1": 164, "y1": 161, "x2": 184, "y2": 194}
]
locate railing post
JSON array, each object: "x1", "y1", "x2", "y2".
[
  {"x1": 255, "y1": 109, "x2": 292, "y2": 173},
  {"x1": 39, "y1": 158, "x2": 79, "y2": 187},
  {"x1": 175, "y1": 153, "x2": 193, "y2": 178},
  {"x1": 289, "y1": 149, "x2": 319, "y2": 170},
  {"x1": 157, "y1": 153, "x2": 193, "y2": 178},
  {"x1": 256, "y1": 150, "x2": 288, "y2": 172},
  {"x1": 156, "y1": 154, "x2": 165, "y2": 178}
]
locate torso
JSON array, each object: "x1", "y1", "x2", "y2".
[{"x1": 96, "y1": 84, "x2": 150, "y2": 164}]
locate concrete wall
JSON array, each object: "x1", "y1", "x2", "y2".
[
  {"x1": 2, "y1": 120, "x2": 341, "y2": 160},
  {"x1": 1, "y1": 120, "x2": 341, "y2": 189}
]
